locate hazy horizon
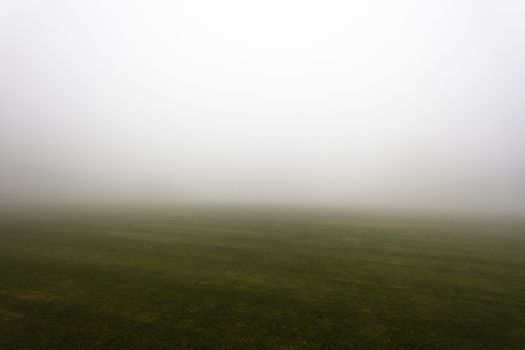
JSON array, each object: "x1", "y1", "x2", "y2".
[{"x1": 1, "y1": 1, "x2": 524, "y2": 216}]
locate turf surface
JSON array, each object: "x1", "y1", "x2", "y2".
[{"x1": 0, "y1": 209, "x2": 524, "y2": 349}]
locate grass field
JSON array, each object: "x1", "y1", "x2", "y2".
[{"x1": 0, "y1": 208, "x2": 524, "y2": 349}]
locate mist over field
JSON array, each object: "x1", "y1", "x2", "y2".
[
  {"x1": 1, "y1": 0, "x2": 524, "y2": 216},
  {"x1": 2, "y1": 3, "x2": 525, "y2": 349}
]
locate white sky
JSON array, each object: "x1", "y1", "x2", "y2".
[{"x1": 1, "y1": 1, "x2": 524, "y2": 215}]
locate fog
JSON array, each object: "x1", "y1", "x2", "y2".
[{"x1": 1, "y1": 1, "x2": 524, "y2": 216}]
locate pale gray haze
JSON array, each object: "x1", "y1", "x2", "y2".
[{"x1": 1, "y1": 1, "x2": 524, "y2": 215}]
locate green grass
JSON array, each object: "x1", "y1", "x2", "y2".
[{"x1": 0, "y1": 209, "x2": 524, "y2": 349}]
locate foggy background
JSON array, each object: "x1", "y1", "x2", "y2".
[{"x1": 1, "y1": 1, "x2": 524, "y2": 216}]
